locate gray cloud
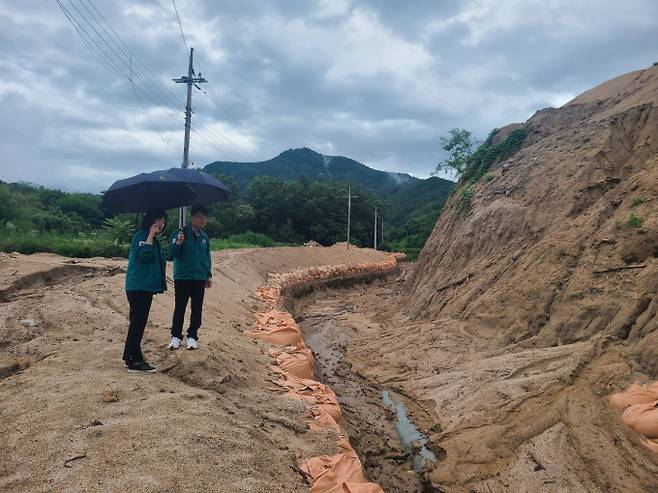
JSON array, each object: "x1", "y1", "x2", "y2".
[{"x1": 1, "y1": 0, "x2": 657, "y2": 192}]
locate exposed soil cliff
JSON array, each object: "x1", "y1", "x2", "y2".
[{"x1": 349, "y1": 65, "x2": 658, "y2": 491}]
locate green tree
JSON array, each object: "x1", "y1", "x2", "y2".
[
  {"x1": 435, "y1": 128, "x2": 478, "y2": 178},
  {"x1": 102, "y1": 217, "x2": 134, "y2": 244}
]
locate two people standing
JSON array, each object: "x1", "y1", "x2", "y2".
[{"x1": 122, "y1": 205, "x2": 212, "y2": 373}]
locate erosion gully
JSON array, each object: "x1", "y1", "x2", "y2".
[{"x1": 289, "y1": 270, "x2": 444, "y2": 493}]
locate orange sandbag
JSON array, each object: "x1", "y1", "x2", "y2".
[
  {"x1": 622, "y1": 400, "x2": 658, "y2": 439},
  {"x1": 307, "y1": 406, "x2": 341, "y2": 432},
  {"x1": 642, "y1": 438, "x2": 658, "y2": 453},
  {"x1": 275, "y1": 345, "x2": 314, "y2": 380},
  {"x1": 336, "y1": 434, "x2": 357, "y2": 455},
  {"x1": 244, "y1": 310, "x2": 301, "y2": 345},
  {"x1": 325, "y1": 483, "x2": 385, "y2": 493},
  {"x1": 621, "y1": 403, "x2": 645, "y2": 428},
  {"x1": 276, "y1": 373, "x2": 342, "y2": 422},
  {"x1": 609, "y1": 382, "x2": 658, "y2": 409},
  {"x1": 300, "y1": 452, "x2": 366, "y2": 493},
  {"x1": 256, "y1": 286, "x2": 281, "y2": 305}
]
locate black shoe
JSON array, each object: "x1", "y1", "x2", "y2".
[{"x1": 127, "y1": 361, "x2": 157, "y2": 373}]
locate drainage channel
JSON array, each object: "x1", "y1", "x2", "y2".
[{"x1": 294, "y1": 282, "x2": 443, "y2": 493}]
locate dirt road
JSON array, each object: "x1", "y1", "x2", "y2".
[{"x1": 0, "y1": 246, "x2": 387, "y2": 493}]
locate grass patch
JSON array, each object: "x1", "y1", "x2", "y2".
[
  {"x1": 210, "y1": 232, "x2": 280, "y2": 250},
  {"x1": 0, "y1": 228, "x2": 283, "y2": 258},
  {"x1": 630, "y1": 196, "x2": 647, "y2": 208},
  {"x1": 0, "y1": 229, "x2": 129, "y2": 258},
  {"x1": 616, "y1": 213, "x2": 645, "y2": 229},
  {"x1": 625, "y1": 213, "x2": 645, "y2": 228}
]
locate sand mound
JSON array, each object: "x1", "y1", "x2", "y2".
[{"x1": 344, "y1": 64, "x2": 658, "y2": 491}]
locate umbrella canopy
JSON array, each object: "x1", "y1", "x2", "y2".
[{"x1": 101, "y1": 167, "x2": 231, "y2": 213}]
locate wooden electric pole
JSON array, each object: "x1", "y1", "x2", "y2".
[{"x1": 173, "y1": 47, "x2": 206, "y2": 227}]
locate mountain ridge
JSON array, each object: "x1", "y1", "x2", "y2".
[{"x1": 203, "y1": 147, "x2": 454, "y2": 226}]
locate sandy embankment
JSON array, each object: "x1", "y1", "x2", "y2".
[{"x1": 0, "y1": 246, "x2": 387, "y2": 493}]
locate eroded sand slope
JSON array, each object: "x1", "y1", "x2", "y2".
[
  {"x1": 345, "y1": 66, "x2": 658, "y2": 492},
  {"x1": 0, "y1": 246, "x2": 387, "y2": 492}
]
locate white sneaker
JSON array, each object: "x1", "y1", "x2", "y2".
[
  {"x1": 186, "y1": 337, "x2": 198, "y2": 350},
  {"x1": 169, "y1": 336, "x2": 181, "y2": 350}
]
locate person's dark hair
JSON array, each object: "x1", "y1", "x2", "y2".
[
  {"x1": 141, "y1": 208, "x2": 168, "y2": 231},
  {"x1": 190, "y1": 204, "x2": 208, "y2": 217}
]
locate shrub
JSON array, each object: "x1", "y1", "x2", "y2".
[
  {"x1": 102, "y1": 217, "x2": 134, "y2": 244},
  {"x1": 454, "y1": 187, "x2": 474, "y2": 215},
  {"x1": 462, "y1": 127, "x2": 529, "y2": 183},
  {"x1": 625, "y1": 213, "x2": 644, "y2": 228}
]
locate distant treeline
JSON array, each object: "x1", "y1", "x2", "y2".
[{"x1": 0, "y1": 175, "x2": 447, "y2": 258}]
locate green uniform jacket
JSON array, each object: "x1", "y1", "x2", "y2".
[
  {"x1": 169, "y1": 225, "x2": 212, "y2": 281},
  {"x1": 125, "y1": 229, "x2": 167, "y2": 293}
]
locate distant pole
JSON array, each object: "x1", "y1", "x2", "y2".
[
  {"x1": 344, "y1": 186, "x2": 358, "y2": 249},
  {"x1": 173, "y1": 47, "x2": 207, "y2": 228},
  {"x1": 347, "y1": 187, "x2": 351, "y2": 249},
  {"x1": 374, "y1": 206, "x2": 378, "y2": 250},
  {"x1": 380, "y1": 213, "x2": 384, "y2": 248}
]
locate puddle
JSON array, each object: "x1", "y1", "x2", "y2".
[{"x1": 294, "y1": 285, "x2": 442, "y2": 493}]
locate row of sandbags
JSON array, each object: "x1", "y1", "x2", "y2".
[
  {"x1": 244, "y1": 255, "x2": 405, "y2": 493},
  {"x1": 254, "y1": 254, "x2": 405, "y2": 311},
  {"x1": 608, "y1": 381, "x2": 658, "y2": 452}
]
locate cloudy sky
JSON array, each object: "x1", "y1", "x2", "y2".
[{"x1": 1, "y1": 0, "x2": 657, "y2": 192}]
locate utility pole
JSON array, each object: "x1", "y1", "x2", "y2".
[
  {"x1": 374, "y1": 206, "x2": 378, "y2": 250},
  {"x1": 343, "y1": 186, "x2": 358, "y2": 249},
  {"x1": 380, "y1": 213, "x2": 384, "y2": 248},
  {"x1": 173, "y1": 47, "x2": 206, "y2": 227}
]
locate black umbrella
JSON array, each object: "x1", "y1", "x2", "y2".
[{"x1": 101, "y1": 167, "x2": 230, "y2": 213}]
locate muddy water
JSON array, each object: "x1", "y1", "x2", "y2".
[{"x1": 294, "y1": 277, "x2": 442, "y2": 493}]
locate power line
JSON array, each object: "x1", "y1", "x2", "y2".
[
  {"x1": 69, "y1": 0, "x2": 186, "y2": 117},
  {"x1": 193, "y1": 51, "x2": 256, "y2": 112},
  {"x1": 80, "y1": 0, "x2": 271, "y2": 160},
  {"x1": 56, "y1": 1, "x2": 124, "y2": 77},
  {"x1": 191, "y1": 125, "x2": 251, "y2": 162},
  {"x1": 170, "y1": 0, "x2": 189, "y2": 52},
  {"x1": 131, "y1": 77, "x2": 182, "y2": 150},
  {"x1": 192, "y1": 112, "x2": 256, "y2": 160},
  {"x1": 78, "y1": 0, "x2": 255, "y2": 159},
  {"x1": 57, "y1": 0, "x2": 259, "y2": 163},
  {"x1": 194, "y1": 84, "x2": 278, "y2": 156},
  {"x1": 83, "y1": 0, "x2": 185, "y2": 106}
]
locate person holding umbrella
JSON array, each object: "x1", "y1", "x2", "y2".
[
  {"x1": 102, "y1": 167, "x2": 230, "y2": 356},
  {"x1": 122, "y1": 209, "x2": 168, "y2": 373},
  {"x1": 168, "y1": 204, "x2": 213, "y2": 350}
]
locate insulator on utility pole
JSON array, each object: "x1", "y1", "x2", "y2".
[{"x1": 173, "y1": 47, "x2": 207, "y2": 228}]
